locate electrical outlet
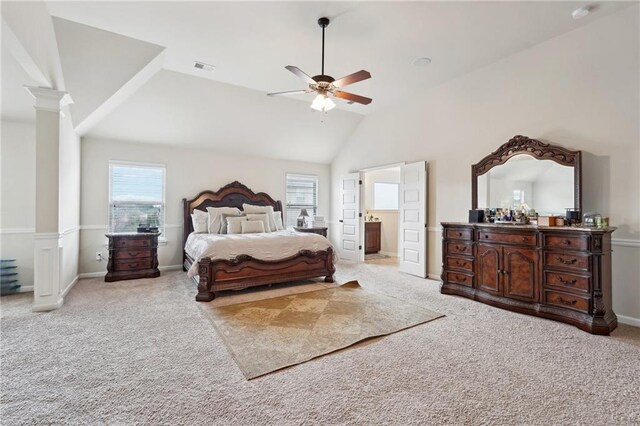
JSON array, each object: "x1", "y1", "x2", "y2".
[{"x1": 96, "y1": 252, "x2": 102, "y2": 261}]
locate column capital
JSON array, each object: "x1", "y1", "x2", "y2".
[{"x1": 24, "y1": 86, "x2": 73, "y2": 113}]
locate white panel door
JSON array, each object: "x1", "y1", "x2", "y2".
[
  {"x1": 399, "y1": 161, "x2": 427, "y2": 277},
  {"x1": 339, "y1": 173, "x2": 361, "y2": 262}
]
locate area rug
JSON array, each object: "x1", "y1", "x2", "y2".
[{"x1": 201, "y1": 281, "x2": 444, "y2": 379}]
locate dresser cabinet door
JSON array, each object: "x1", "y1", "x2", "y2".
[
  {"x1": 477, "y1": 244, "x2": 501, "y2": 295},
  {"x1": 503, "y1": 247, "x2": 537, "y2": 302}
]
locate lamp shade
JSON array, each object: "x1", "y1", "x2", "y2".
[{"x1": 299, "y1": 209, "x2": 309, "y2": 217}]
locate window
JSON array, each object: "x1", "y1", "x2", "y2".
[
  {"x1": 373, "y1": 182, "x2": 399, "y2": 210},
  {"x1": 109, "y1": 162, "x2": 165, "y2": 234},
  {"x1": 285, "y1": 174, "x2": 318, "y2": 228},
  {"x1": 513, "y1": 189, "x2": 525, "y2": 209}
]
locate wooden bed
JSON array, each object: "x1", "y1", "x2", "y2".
[{"x1": 182, "y1": 181, "x2": 335, "y2": 301}]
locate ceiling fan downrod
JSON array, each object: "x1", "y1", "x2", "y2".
[{"x1": 318, "y1": 17, "x2": 329, "y2": 77}]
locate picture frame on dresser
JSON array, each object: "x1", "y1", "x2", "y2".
[{"x1": 440, "y1": 136, "x2": 616, "y2": 335}]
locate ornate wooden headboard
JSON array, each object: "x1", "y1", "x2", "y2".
[{"x1": 182, "y1": 181, "x2": 284, "y2": 248}]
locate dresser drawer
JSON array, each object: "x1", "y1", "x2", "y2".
[
  {"x1": 445, "y1": 256, "x2": 473, "y2": 272},
  {"x1": 544, "y1": 271, "x2": 589, "y2": 293},
  {"x1": 115, "y1": 238, "x2": 153, "y2": 249},
  {"x1": 477, "y1": 230, "x2": 535, "y2": 246},
  {"x1": 544, "y1": 252, "x2": 590, "y2": 272},
  {"x1": 545, "y1": 291, "x2": 590, "y2": 314},
  {"x1": 444, "y1": 271, "x2": 473, "y2": 287},
  {"x1": 114, "y1": 249, "x2": 153, "y2": 260},
  {"x1": 543, "y1": 234, "x2": 588, "y2": 251},
  {"x1": 445, "y1": 228, "x2": 473, "y2": 241},
  {"x1": 445, "y1": 242, "x2": 473, "y2": 256},
  {"x1": 114, "y1": 259, "x2": 153, "y2": 271}
]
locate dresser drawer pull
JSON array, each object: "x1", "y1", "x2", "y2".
[
  {"x1": 455, "y1": 275, "x2": 467, "y2": 282},
  {"x1": 558, "y1": 296, "x2": 577, "y2": 306},
  {"x1": 458, "y1": 232, "x2": 463, "y2": 237},
  {"x1": 562, "y1": 239, "x2": 571, "y2": 245},
  {"x1": 128, "y1": 263, "x2": 139, "y2": 268},
  {"x1": 456, "y1": 245, "x2": 468, "y2": 252},
  {"x1": 456, "y1": 260, "x2": 465, "y2": 267},
  {"x1": 484, "y1": 235, "x2": 489, "y2": 239},
  {"x1": 128, "y1": 251, "x2": 141, "y2": 257},
  {"x1": 556, "y1": 256, "x2": 577, "y2": 265},
  {"x1": 559, "y1": 277, "x2": 578, "y2": 285},
  {"x1": 521, "y1": 237, "x2": 528, "y2": 242}
]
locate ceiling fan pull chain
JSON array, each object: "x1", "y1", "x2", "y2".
[{"x1": 321, "y1": 23, "x2": 325, "y2": 75}]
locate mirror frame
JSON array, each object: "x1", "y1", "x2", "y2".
[{"x1": 471, "y1": 135, "x2": 582, "y2": 212}]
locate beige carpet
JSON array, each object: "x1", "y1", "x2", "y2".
[
  {"x1": 1, "y1": 261, "x2": 639, "y2": 425},
  {"x1": 202, "y1": 281, "x2": 443, "y2": 379}
]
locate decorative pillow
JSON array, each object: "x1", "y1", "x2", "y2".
[
  {"x1": 206, "y1": 207, "x2": 241, "y2": 233},
  {"x1": 241, "y1": 220, "x2": 265, "y2": 234},
  {"x1": 220, "y1": 213, "x2": 245, "y2": 234},
  {"x1": 226, "y1": 216, "x2": 248, "y2": 234},
  {"x1": 243, "y1": 204, "x2": 276, "y2": 232},
  {"x1": 246, "y1": 213, "x2": 270, "y2": 233},
  {"x1": 191, "y1": 209, "x2": 208, "y2": 233},
  {"x1": 272, "y1": 211, "x2": 284, "y2": 231}
]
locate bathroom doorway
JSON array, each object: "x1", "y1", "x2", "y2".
[{"x1": 361, "y1": 166, "x2": 402, "y2": 266}]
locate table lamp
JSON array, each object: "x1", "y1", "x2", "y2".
[{"x1": 298, "y1": 209, "x2": 309, "y2": 227}]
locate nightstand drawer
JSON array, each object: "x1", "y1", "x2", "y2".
[
  {"x1": 114, "y1": 249, "x2": 152, "y2": 260},
  {"x1": 115, "y1": 238, "x2": 153, "y2": 248},
  {"x1": 115, "y1": 259, "x2": 153, "y2": 271},
  {"x1": 478, "y1": 230, "x2": 535, "y2": 246}
]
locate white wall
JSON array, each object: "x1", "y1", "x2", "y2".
[
  {"x1": 79, "y1": 137, "x2": 331, "y2": 274},
  {"x1": 0, "y1": 121, "x2": 36, "y2": 288},
  {"x1": 331, "y1": 7, "x2": 640, "y2": 322}
]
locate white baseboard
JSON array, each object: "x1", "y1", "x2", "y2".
[
  {"x1": 16, "y1": 285, "x2": 34, "y2": 293},
  {"x1": 61, "y1": 275, "x2": 79, "y2": 298},
  {"x1": 378, "y1": 251, "x2": 398, "y2": 257},
  {"x1": 618, "y1": 315, "x2": 640, "y2": 328},
  {"x1": 78, "y1": 264, "x2": 183, "y2": 280}
]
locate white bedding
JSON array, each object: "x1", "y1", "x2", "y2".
[{"x1": 185, "y1": 230, "x2": 336, "y2": 278}]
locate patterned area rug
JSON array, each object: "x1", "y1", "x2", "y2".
[{"x1": 201, "y1": 281, "x2": 444, "y2": 379}]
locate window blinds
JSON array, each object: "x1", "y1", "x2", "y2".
[
  {"x1": 285, "y1": 174, "x2": 318, "y2": 228},
  {"x1": 109, "y1": 163, "x2": 165, "y2": 233}
]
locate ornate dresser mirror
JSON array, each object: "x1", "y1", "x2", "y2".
[{"x1": 471, "y1": 135, "x2": 582, "y2": 216}]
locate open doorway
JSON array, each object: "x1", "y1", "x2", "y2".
[
  {"x1": 339, "y1": 161, "x2": 427, "y2": 277},
  {"x1": 361, "y1": 166, "x2": 401, "y2": 266}
]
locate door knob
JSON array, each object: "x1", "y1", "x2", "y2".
[{"x1": 339, "y1": 220, "x2": 344, "y2": 223}]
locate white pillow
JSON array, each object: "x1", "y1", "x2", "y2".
[
  {"x1": 272, "y1": 211, "x2": 284, "y2": 231},
  {"x1": 226, "y1": 216, "x2": 248, "y2": 234},
  {"x1": 206, "y1": 207, "x2": 241, "y2": 233},
  {"x1": 191, "y1": 209, "x2": 208, "y2": 233},
  {"x1": 220, "y1": 213, "x2": 244, "y2": 234},
  {"x1": 241, "y1": 220, "x2": 265, "y2": 234},
  {"x1": 243, "y1": 204, "x2": 276, "y2": 232},
  {"x1": 246, "y1": 213, "x2": 271, "y2": 233}
]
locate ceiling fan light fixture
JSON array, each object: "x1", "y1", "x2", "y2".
[{"x1": 310, "y1": 93, "x2": 336, "y2": 112}]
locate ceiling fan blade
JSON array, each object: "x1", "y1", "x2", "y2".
[
  {"x1": 267, "y1": 89, "x2": 311, "y2": 97},
  {"x1": 332, "y1": 70, "x2": 371, "y2": 88},
  {"x1": 333, "y1": 90, "x2": 372, "y2": 105},
  {"x1": 285, "y1": 66, "x2": 316, "y2": 85}
]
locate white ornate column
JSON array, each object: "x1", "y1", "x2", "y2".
[{"x1": 24, "y1": 86, "x2": 72, "y2": 312}]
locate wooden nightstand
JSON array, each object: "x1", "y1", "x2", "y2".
[
  {"x1": 105, "y1": 233, "x2": 161, "y2": 282},
  {"x1": 294, "y1": 226, "x2": 328, "y2": 238}
]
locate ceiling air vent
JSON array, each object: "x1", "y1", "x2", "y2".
[{"x1": 193, "y1": 61, "x2": 215, "y2": 72}]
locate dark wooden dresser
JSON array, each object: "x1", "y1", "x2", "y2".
[
  {"x1": 105, "y1": 233, "x2": 161, "y2": 282},
  {"x1": 365, "y1": 222, "x2": 381, "y2": 254},
  {"x1": 440, "y1": 223, "x2": 617, "y2": 335}
]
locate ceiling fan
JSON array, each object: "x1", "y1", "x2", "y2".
[{"x1": 267, "y1": 17, "x2": 372, "y2": 112}]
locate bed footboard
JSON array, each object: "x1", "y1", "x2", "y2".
[{"x1": 190, "y1": 248, "x2": 335, "y2": 301}]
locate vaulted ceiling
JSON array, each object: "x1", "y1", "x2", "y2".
[{"x1": 2, "y1": 1, "x2": 633, "y2": 163}]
